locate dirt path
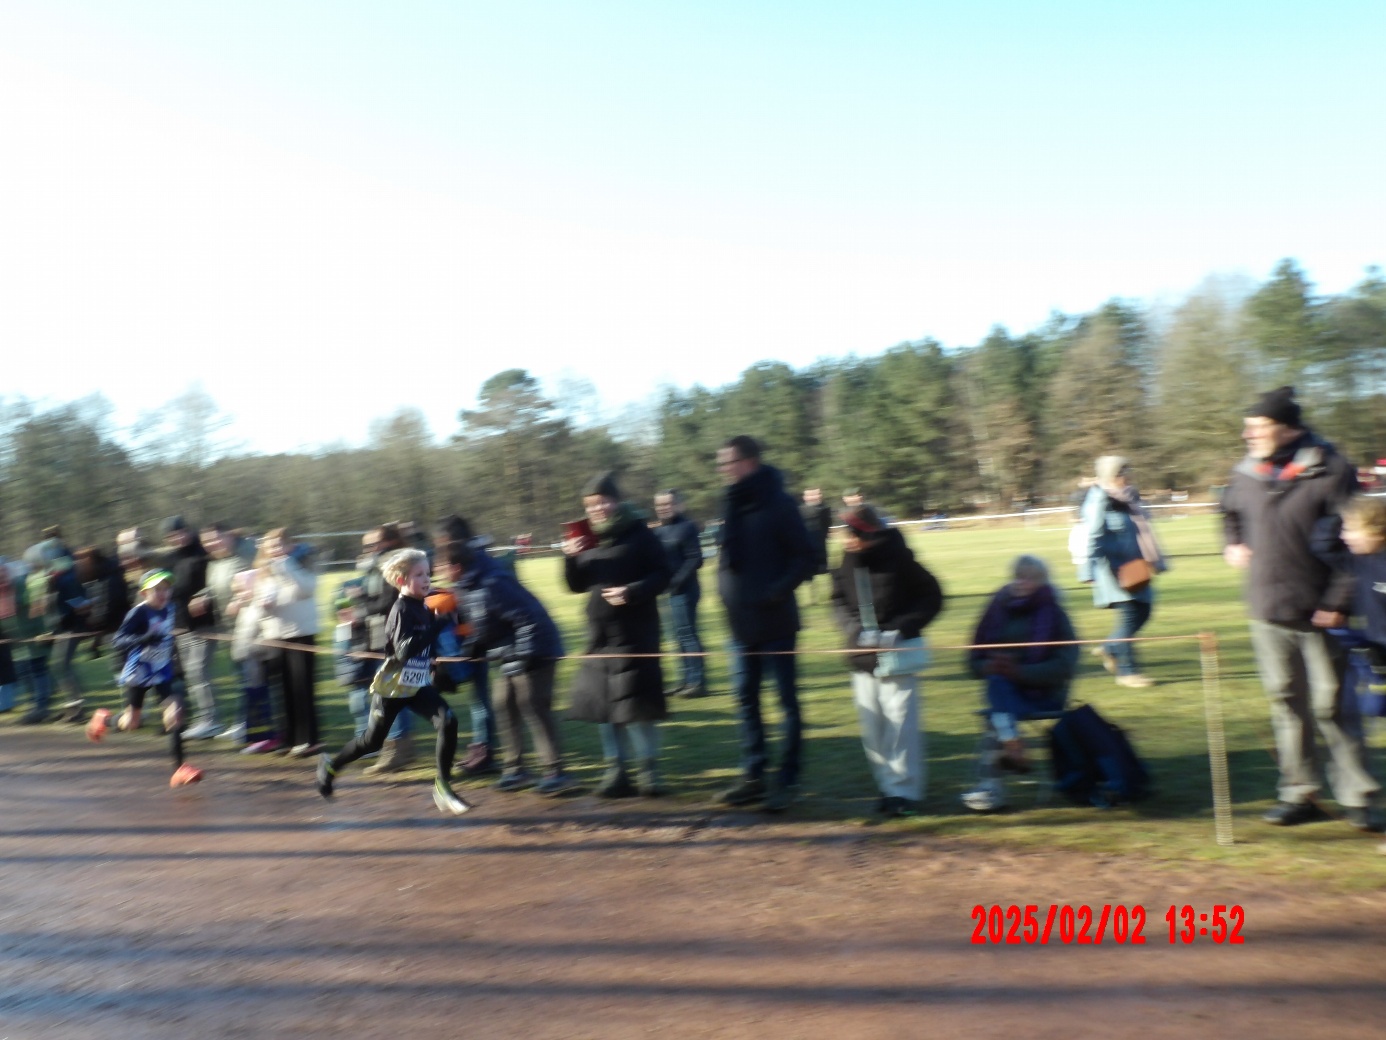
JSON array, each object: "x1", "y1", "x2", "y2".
[{"x1": 1, "y1": 727, "x2": 1383, "y2": 1040}]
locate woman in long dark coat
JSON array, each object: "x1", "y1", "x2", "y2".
[{"x1": 563, "y1": 472, "x2": 671, "y2": 797}]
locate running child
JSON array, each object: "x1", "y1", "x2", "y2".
[
  {"x1": 87, "y1": 570, "x2": 203, "y2": 787},
  {"x1": 316, "y1": 548, "x2": 471, "y2": 814}
]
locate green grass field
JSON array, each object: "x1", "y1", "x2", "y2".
[{"x1": 27, "y1": 513, "x2": 1386, "y2": 890}]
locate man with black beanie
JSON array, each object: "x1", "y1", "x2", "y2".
[{"x1": 1223, "y1": 387, "x2": 1381, "y2": 830}]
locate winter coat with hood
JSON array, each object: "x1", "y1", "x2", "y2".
[
  {"x1": 831, "y1": 527, "x2": 944, "y2": 674},
  {"x1": 717, "y1": 463, "x2": 814, "y2": 646},
  {"x1": 1222, "y1": 430, "x2": 1358, "y2": 624},
  {"x1": 459, "y1": 548, "x2": 564, "y2": 670},
  {"x1": 565, "y1": 506, "x2": 671, "y2": 724}
]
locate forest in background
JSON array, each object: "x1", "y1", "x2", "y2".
[{"x1": 2, "y1": 259, "x2": 1383, "y2": 558}]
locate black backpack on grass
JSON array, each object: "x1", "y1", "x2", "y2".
[{"x1": 1049, "y1": 703, "x2": 1151, "y2": 807}]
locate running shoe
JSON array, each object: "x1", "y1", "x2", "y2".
[
  {"x1": 289, "y1": 742, "x2": 325, "y2": 759},
  {"x1": 183, "y1": 719, "x2": 220, "y2": 740},
  {"x1": 85, "y1": 708, "x2": 112, "y2": 742},
  {"x1": 433, "y1": 779, "x2": 472, "y2": 815},
  {"x1": 117, "y1": 707, "x2": 142, "y2": 732},
  {"x1": 170, "y1": 763, "x2": 204, "y2": 787},
  {"x1": 240, "y1": 738, "x2": 283, "y2": 755}
]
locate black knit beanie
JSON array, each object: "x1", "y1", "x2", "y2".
[
  {"x1": 1247, "y1": 386, "x2": 1302, "y2": 428},
  {"x1": 583, "y1": 471, "x2": 622, "y2": 500}
]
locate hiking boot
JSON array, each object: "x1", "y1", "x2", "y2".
[
  {"x1": 535, "y1": 772, "x2": 580, "y2": 797},
  {"x1": 762, "y1": 782, "x2": 799, "y2": 814},
  {"x1": 1261, "y1": 801, "x2": 1329, "y2": 826},
  {"x1": 432, "y1": 779, "x2": 473, "y2": 815},
  {"x1": 363, "y1": 736, "x2": 414, "y2": 776},
  {"x1": 458, "y1": 741, "x2": 498, "y2": 776},
  {"x1": 717, "y1": 777, "x2": 767, "y2": 807},
  {"x1": 636, "y1": 761, "x2": 666, "y2": 798},
  {"x1": 170, "y1": 763, "x2": 204, "y2": 788},
  {"x1": 595, "y1": 766, "x2": 636, "y2": 799},
  {"x1": 961, "y1": 779, "x2": 1007, "y2": 813},
  {"x1": 494, "y1": 769, "x2": 534, "y2": 792},
  {"x1": 1341, "y1": 805, "x2": 1384, "y2": 832},
  {"x1": 86, "y1": 708, "x2": 112, "y2": 743},
  {"x1": 315, "y1": 754, "x2": 335, "y2": 799}
]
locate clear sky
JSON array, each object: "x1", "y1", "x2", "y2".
[{"x1": 3, "y1": 1, "x2": 1382, "y2": 454}]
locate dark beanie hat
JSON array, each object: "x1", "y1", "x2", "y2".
[
  {"x1": 583, "y1": 471, "x2": 622, "y2": 500},
  {"x1": 840, "y1": 503, "x2": 887, "y2": 536},
  {"x1": 1247, "y1": 386, "x2": 1302, "y2": 428}
]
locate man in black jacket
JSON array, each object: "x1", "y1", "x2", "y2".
[
  {"x1": 653, "y1": 489, "x2": 706, "y2": 698},
  {"x1": 715, "y1": 436, "x2": 814, "y2": 812},
  {"x1": 1223, "y1": 387, "x2": 1380, "y2": 830}
]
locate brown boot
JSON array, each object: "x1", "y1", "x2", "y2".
[{"x1": 363, "y1": 735, "x2": 415, "y2": 776}]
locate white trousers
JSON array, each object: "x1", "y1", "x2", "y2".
[{"x1": 850, "y1": 671, "x2": 923, "y2": 801}]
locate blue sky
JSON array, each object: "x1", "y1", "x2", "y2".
[{"x1": 2, "y1": 1, "x2": 1382, "y2": 453}]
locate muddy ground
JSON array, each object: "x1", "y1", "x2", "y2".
[{"x1": 1, "y1": 726, "x2": 1383, "y2": 1040}]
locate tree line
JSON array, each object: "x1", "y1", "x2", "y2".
[{"x1": 2, "y1": 259, "x2": 1382, "y2": 558}]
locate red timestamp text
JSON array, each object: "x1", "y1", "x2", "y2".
[
  {"x1": 1164, "y1": 904, "x2": 1246, "y2": 944},
  {"x1": 970, "y1": 904, "x2": 1148, "y2": 945}
]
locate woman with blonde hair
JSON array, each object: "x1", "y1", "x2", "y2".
[{"x1": 1079, "y1": 456, "x2": 1166, "y2": 688}]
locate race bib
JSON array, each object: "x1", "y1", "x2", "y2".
[{"x1": 400, "y1": 655, "x2": 430, "y2": 688}]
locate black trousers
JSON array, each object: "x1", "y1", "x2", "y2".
[
  {"x1": 125, "y1": 682, "x2": 185, "y2": 768},
  {"x1": 270, "y1": 636, "x2": 319, "y2": 747},
  {"x1": 330, "y1": 686, "x2": 458, "y2": 780}
]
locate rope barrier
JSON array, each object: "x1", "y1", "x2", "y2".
[{"x1": 3, "y1": 625, "x2": 1237, "y2": 844}]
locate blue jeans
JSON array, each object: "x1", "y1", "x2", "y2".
[
  {"x1": 18, "y1": 654, "x2": 54, "y2": 717},
  {"x1": 1105, "y1": 600, "x2": 1152, "y2": 675},
  {"x1": 729, "y1": 636, "x2": 802, "y2": 786},
  {"x1": 53, "y1": 633, "x2": 84, "y2": 706},
  {"x1": 665, "y1": 592, "x2": 704, "y2": 689},
  {"x1": 471, "y1": 661, "x2": 497, "y2": 751},
  {"x1": 984, "y1": 674, "x2": 1064, "y2": 739},
  {"x1": 598, "y1": 720, "x2": 659, "y2": 765}
]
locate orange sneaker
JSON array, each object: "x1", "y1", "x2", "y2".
[
  {"x1": 86, "y1": 709, "x2": 112, "y2": 742},
  {"x1": 170, "y1": 763, "x2": 204, "y2": 787}
]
